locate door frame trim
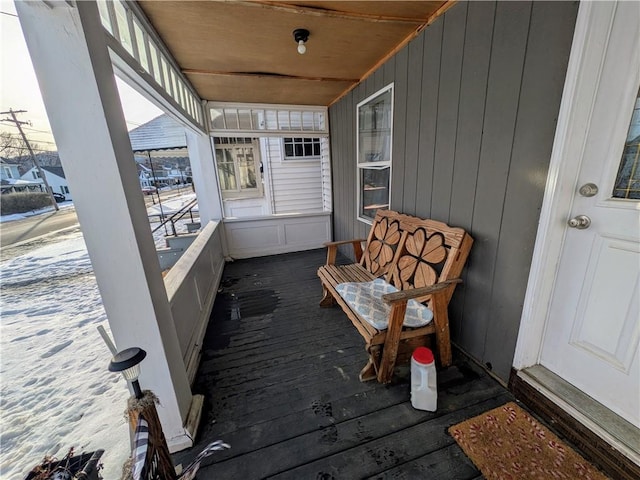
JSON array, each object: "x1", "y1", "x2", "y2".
[{"x1": 514, "y1": 1, "x2": 629, "y2": 369}]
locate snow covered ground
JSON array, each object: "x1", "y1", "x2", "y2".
[{"x1": 0, "y1": 193, "x2": 199, "y2": 478}]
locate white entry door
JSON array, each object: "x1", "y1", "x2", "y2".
[{"x1": 539, "y1": 1, "x2": 640, "y2": 427}]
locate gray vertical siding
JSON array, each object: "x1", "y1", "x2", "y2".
[{"x1": 328, "y1": 0, "x2": 578, "y2": 381}]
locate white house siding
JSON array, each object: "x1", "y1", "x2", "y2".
[
  {"x1": 22, "y1": 166, "x2": 72, "y2": 200},
  {"x1": 265, "y1": 137, "x2": 324, "y2": 214}
]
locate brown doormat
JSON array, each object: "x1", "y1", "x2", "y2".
[{"x1": 449, "y1": 402, "x2": 609, "y2": 480}]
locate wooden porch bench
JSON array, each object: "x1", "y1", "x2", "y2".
[{"x1": 318, "y1": 210, "x2": 473, "y2": 384}]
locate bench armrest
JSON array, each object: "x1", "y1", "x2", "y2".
[
  {"x1": 323, "y1": 238, "x2": 367, "y2": 248},
  {"x1": 381, "y1": 278, "x2": 462, "y2": 304},
  {"x1": 323, "y1": 238, "x2": 367, "y2": 265}
]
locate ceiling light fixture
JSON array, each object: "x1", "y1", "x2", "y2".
[{"x1": 293, "y1": 28, "x2": 309, "y2": 55}]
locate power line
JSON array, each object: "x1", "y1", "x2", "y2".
[
  {"x1": 0, "y1": 132, "x2": 57, "y2": 146},
  {"x1": 0, "y1": 121, "x2": 54, "y2": 136},
  {"x1": 1, "y1": 11, "x2": 18, "y2": 18},
  {"x1": 16, "y1": 125, "x2": 53, "y2": 135},
  {"x1": 1, "y1": 131, "x2": 57, "y2": 144}
]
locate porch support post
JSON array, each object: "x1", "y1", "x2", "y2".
[
  {"x1": 16, "y1": 0, "x2": 193, "y2": 450},
  {"x1": 186, "y1": 129, "x2": 224, "y2": 224}
]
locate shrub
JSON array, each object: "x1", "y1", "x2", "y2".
[{"x1": 1, "y1": 192, "x2": 53, "y2": 215}]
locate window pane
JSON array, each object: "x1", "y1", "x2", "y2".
[
  {"x1": 160, "y1": 56, "x2": 170, "y2": 90},
  {"x1": 170, "y1": 70, "x2": 178, "y2": 100},
  {"x1": 113, "y1": 1, "x2": 133, "y2": 56},
  {"x1": 211, "y1": 109, "x2": 225, "y2": 129},
  {"x1": 303, "y1": 143, "x2": 313, "y2": 156},
  {"x1": 148, "y1": 43, "x2": 162, "y2": 85},
  {"x1": 224, "y1": 110, "x2": 239, "y2": 130},
  {"x1": 237, "y1": 109, "x2": 253, "y2": 130},
  {"x1": 283, "y1": 137, "x2": 321, "y2": 160},
  {"x1": 97, "y1": 0, "x2": 112, "y2": 34},
  {"x1": 358, "y1": 88, "x2": 392, "y2": 164},
  {"x1": 237, "y1": 147, "x2": 257, "y2": 189},
  {"x1": 360, "y1": 167, "x2": 390, "y2": 220},
  {"x1": 613, "y1": 88, "x2": 640, "y2": 199},
  {"x1": 133, "y1": 21, "x2": 149, "y2": 73},
  {"x1": 284, "y1": 144, "x2": 293, "y2": 157},
  {"x1": 216, "y1": 150, "x2": 237, "y2": 191}
]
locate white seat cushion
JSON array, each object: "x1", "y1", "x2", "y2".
[{"x1": 335, "y1": 278, "x2": 433, "y2": 330}]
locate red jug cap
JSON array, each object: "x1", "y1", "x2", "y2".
[{"x1": 413, "y1": 347, "x2": 434, "y2": 365}]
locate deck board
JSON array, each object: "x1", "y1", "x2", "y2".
[{"x1": 173, "y1": 249, "x2": 513, "y2": 478}]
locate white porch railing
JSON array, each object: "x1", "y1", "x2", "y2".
[{"x1": 164, "y1": 221, "x2": 225, "y2": 383}]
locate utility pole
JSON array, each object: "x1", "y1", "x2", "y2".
[{"x1": 0, "y1": 108, "x2": 58, "y2": 211}]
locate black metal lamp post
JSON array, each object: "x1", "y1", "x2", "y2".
[{"x1": 108, "y1": 347, "x2": 147, "y2": 399}]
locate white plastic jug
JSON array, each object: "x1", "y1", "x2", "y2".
[{"x1": 411, "y1": 346, "x2": 437, "y2": 411}]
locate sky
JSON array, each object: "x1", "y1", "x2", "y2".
[{"x1": 0, "y1": 0, "x2": 163, "y2": 154}]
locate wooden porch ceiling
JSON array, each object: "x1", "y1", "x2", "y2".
[{"x1": 137, "y1": 1, "x2": 454, "y2": 106}]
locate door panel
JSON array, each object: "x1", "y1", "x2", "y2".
[{"x1": 569, "y1": 234, "x2": 639, "y2": 372}]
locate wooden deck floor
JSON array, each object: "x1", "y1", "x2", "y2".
[{"x1": 173, "y1": 249, "x2": 514, "y2": 479}]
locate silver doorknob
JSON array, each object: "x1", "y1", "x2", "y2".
[{"x1": 568, "y1": 215, "x2": 591, "y2": 229}]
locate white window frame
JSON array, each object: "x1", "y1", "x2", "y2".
[
  {"x1": 214, "y1": 137, "x2": 263, "y2": 199},
  {"x1": 207, "y1": 102, "x2": 328, "y2": 136},
  {"x1": 282, "y1": 137, "x2": 322, "y2": 161},
  {"x1": 357, "y1": 83, "x2": 394, "y2": 224}
]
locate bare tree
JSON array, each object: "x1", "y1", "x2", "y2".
[
  {"x1": 0, "y1": 131, "x2": 41, "y2": 159},
  {"x1": 1, "y1": 131, "x2": 23, "y2": 158}
]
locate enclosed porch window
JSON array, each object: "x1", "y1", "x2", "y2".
[
  {"x1": 208, "y1": 103, "x2": 331, "y2": 219},
  {"x1": 214, "y1": 137, "x2": 262, "y2": 199}
]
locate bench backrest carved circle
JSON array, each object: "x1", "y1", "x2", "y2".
[
  {"x1": 388, "y1": 216, "x2": 471, "y2": 304},
  {"x1": 360, "y1": 212, "x2": 403, "y2": 277},
  {"x1": 393, "y1": 227, "x2": 447, "y2": 290}
]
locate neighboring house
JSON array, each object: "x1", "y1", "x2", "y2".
[
  {"x1": 136, "y1": 163, "x2": 153, "y2": 188},
  {"x1": 0, "y1": 158, "x2": 43, "y2": 194},
  {"x1": 1, "y1": 158, "x2": 22, "y2": 180},
  {"x1": 129, "y1": 114, "x2": 191, "y2": 189},
  {"x1": 22, "y1": 165, "x2": 72, "y2": 200}
]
